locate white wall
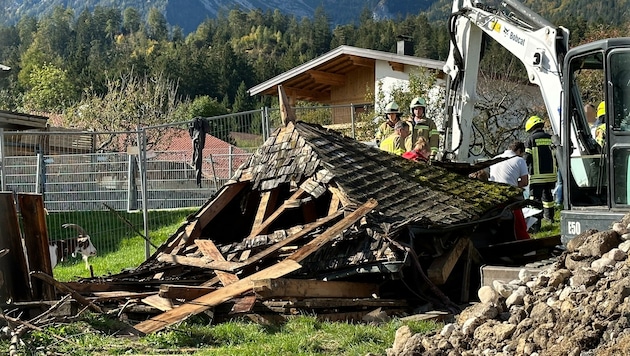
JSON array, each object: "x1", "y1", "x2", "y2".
[{"x1": 374, "y1": 61, "x2": 412, "y2": 112}]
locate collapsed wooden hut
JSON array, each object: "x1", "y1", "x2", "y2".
[{"x1": 0, "y1": 90, "x2": 545, "y2": 335}]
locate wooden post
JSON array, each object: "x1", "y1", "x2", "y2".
[
  {"x1": 0, "y1": 192, "x2": 32, "y2": 302},
  {"x1": 19, "y1": 193, "x2": 55, "y2": 300}
]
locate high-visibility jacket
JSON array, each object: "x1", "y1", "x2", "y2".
[
  {"x1": 410, "y1": 116, "x2": 440, "y2": 156},
  {"x1": 375, "y1": 121, "x2": 395, "y2": 144},
  {"x1": 595, "y1": 123, "x2": 606, "y2": 147},
  {"x1": 524, "y1": 128, "x2": 557, "y2": 184},
  {"x1": 380, "y1": 133, "x2": 412, "y2": 155}
]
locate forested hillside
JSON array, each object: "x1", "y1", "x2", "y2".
[
  {"x1": 0, "y1": 2, "x2": 625, "y2": 132},
  {"x1": 426, "y1": 0, "x2": 630, "y2": 27},
  {"x1": 0, "y1": 0, "x2": 439, "y2": 34}
]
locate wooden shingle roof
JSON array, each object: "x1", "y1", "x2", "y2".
[{"x1": 233, "y1": 121, "x2": 522, "y2": 226}]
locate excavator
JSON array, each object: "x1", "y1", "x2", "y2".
[{"x1": 442, "y1": 0, "x2": 630, "y2": 244}]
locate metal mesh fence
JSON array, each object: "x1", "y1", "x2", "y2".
[{"x1": 0, "y1": 104, "x2": 372, "y2": 264}]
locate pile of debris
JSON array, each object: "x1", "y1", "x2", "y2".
[{"x1": 388, "y1": 214, "x2": 630, "y2": 356}]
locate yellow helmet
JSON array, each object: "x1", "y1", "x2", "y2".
[
  {"x1": 525, "y1": 115, "x2": 544, "y2": 132},
  {"x1": 597, "y1": 101, "x2": 606, "y2": 118}
]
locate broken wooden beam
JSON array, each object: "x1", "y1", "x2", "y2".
[
  {"x1": 195, "y1": 239, "x2": 239, "y2": 286},
  {"x1": 133, "y1": 199, "x2": 378, "y2": 334},
  {"x1": 427, "y1": 237, "x2": 470, "y2": 285},
  {"x1": 253, "y1": 278, "x2": 378, "y2": 299},
  {"x1": 159, "y1": 285, "x2": 217, "y2": 300}
]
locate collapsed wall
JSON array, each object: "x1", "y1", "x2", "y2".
[{"x1": 388, "y1": 214, "x2": 630, "y2": 356}]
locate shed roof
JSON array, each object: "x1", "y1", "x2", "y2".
[
  {"x1": 233, "y1": 121, "x2": 522, "y2": 226},
  {"x1": 248, "y1": 45, "x2": 445, "y2": 102},
  {"x1": 0, "y1": 110, "x2": 48, "y2": 130}
]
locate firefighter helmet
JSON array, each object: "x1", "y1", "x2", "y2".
[
  {"x1": 525, "y1": 115, "x2": 544, "y2": 132},
  {"x1": 597, "y1": 101, "x2": 606, "y2": 118},
  {"x1": 384, "y1": 101, "x2": 400, "y2": 114},
  {"x1": 410, "y1": 97, "x2": 427, "y2": 110}
]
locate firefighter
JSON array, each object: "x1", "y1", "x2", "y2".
[
  {"x1": 409, "y1": 97, "x2": 439, "y2": 159},
  {"x1": 379, "y1": 120, "x2": 411, "y2": 155},
  {"x1": 594, "y1": 101, "x2": 606, "y2": 147},
  {"x1": 375, "y1": 102, "x2": 402, "y2": 146},
  {"x1": 523, "y1": 115, "x2": 557, "y2": 224}
]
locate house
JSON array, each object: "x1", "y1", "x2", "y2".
[{"x1": 249, "y1": 41, "x2": 445, "y2": 124}]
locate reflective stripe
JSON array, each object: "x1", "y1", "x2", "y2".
[{"x1": 542, "y1": 201, "x2": 555, "y2": 208}]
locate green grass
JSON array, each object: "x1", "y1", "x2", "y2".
[
  {"x1": 5, "y1": 315, "x2": 440, "y2": 355},
  {"x1": 50, "y1": 208, "x2": 196, "y2": 281},
  {"x1": 530, "y1": 207, "x2": 562, "y2": 239}
]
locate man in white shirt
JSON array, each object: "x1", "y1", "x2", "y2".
[{"x1": 489, "y1": 140, "x2": 529, "y2": 188}]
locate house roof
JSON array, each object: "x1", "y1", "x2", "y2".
[
  {"x1": 248, "y1": 45, "x2": 446, "y2": 102},
  {"x1": 0, "y1": 110, "x2": 48, "y2": 130},
  {"x1": 232, "y1": 121, "x2": 522, "y2": 226}
]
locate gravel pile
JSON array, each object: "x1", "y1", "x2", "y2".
[{"x1": 388, "y1": 214, "x2": 630, "y2": 356}]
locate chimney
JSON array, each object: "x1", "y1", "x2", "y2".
[{"x1": 396, "y1": 35, "x2": 413, "y2": 56}]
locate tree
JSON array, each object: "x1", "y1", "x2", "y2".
[
  {"x1": 147, "y1": 7, "x2": 168, "y2": 41},
  {"x1": 472, "y1": 61, "x2": 544, "y2": 157},
  {"x1": 175, "y1": 95, "x2": 234, "y2": 144},
  {"x1": 22, "y1": 63, "x2": 77, "y2": 113},
  {"x1": 64, "y1": 70, "x2": 184, "y2": 151},
  {"x1": 122, "y1": 7, "x2": 142, "y2": 34}
]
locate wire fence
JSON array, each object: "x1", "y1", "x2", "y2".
[{"x1": 0, "y1": 104, "x2": 374, "y2": 265}]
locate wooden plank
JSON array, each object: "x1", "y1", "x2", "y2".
[
  {"x1": 328, "y1": 186, "x2": 352, "y2": 207},
  {"x1": 248, "y1": 188, "x2": 307, "y2": 238},
  {"x1": 18, "y1": 193, "x2": 55, "y2": 300},
  {"x1": 157, "y1": 254, "x2": 214, "y2": 269},
  {"x1": 253, "y1": 278, "x2": 379, "y2": 299},
  {"x1": 288, "y1": 199, "x2": 378, "y2": 263},
  {"x1": 0, "y1": 192, "x2": 31, "y2": 302},
  {"x1": 428, "y1": 237, "x2": 469, "y2": 285},
  {"x1": 328, "y1": 193, "x2": 340, "y2": 215},
  {"x1": 195, "y1": 240, "x2": 239, "y2": 286},
  {"x1": 230, "y1": 295, "x2": 257, "y2": 314},
  {"x1": 90, "y1": 291, "x2": 156, "y2": 301},
  {"x1": 159, "y1": 284, "x2": 217, "y2": 300},
  {"x1": 133, "y1": 259, "x2": 302, "y2": 334},
  {"x1": 252, "y1": 190, "x2": 280, "y2": 231},
  {"x1": 142, "y1": 295, "x2": 177, "y2": 311}
]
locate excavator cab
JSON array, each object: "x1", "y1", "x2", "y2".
[{"x1": 561, "y1": 39, "x2": 630, "y2": 242}]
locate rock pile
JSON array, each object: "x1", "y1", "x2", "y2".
[{"x1": 388, "y1": 214, "x2": 630, "y2": 356}]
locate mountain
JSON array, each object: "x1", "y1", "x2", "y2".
[{"x1": 1, "y1": 0, "x2": 440, "y2": 34}]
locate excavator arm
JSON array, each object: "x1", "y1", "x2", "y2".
[{"x1": 442, "y1": 0, "x2": 569, "y2": 161}]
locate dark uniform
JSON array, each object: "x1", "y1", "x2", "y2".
[{"x1": 523, "y1": 125, "x2": 557, "y2": 222}]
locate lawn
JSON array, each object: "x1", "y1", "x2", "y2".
[
  {"x1": 5, "y1": 206, "x2": 561, "y2": 355},
  {"x1": 13, "y1": 315, "x2": 439, "y2": 355}
]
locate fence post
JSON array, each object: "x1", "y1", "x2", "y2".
[
  {"x1": 0, "y1": 128, "x2": 5, "y2": 191},
  {"x1": 208, "y1": 154, "x2": 219, "y2": 191},
  {"x1": 136, "y1": 128, "x2": 150, "y2": 260},
  {"x1": 228, "y1": 145, "x2": 233, "y2": 178},
  {"x1": 350, "y1": 103, "x2": 356, "y2": 139},
  {"x1": 35, "y1": 153, "x2": 45, "y2": 194}
]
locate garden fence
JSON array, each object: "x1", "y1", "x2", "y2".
[{"x1": 0, "y1": 104, "x2": 372, "y2": 262}]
